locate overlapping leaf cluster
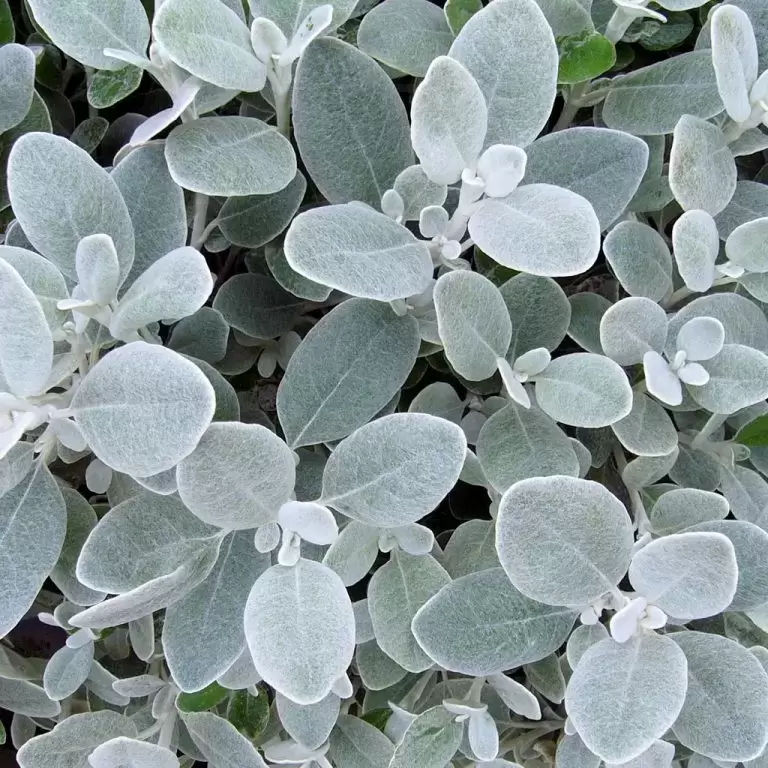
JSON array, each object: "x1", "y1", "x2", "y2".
[{"x1": 1, "y1": 0, "x2": 768, "y2": 767}]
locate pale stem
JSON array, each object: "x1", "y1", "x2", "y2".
[
  {"x1": 613, "y1": 445, "x2": 650, "y2": 533},
  {"x1": 460, "y1": 238, "x2": 475, "y2": 254},
  {"x1": 157, "y1": 710, "x2": 177, "y2": 750},
  {"x1": 691, "y1": 413, "x2": 728, "y2": 451},
  {"x1": 553, "y1": 82, "x2": 589, "y2": 132},
  {"x1": 465, "y1": 675, "x2": 485, "y2": 703},
  {"x1": 400, "y1": 669, "x2": 436, "y2": 710},
  {"x1": 190, "y1": 193, "x2": 210, "y2": 251},
  {"x1": 273, "y1": 83, "x2": 292, "y2": 138}
]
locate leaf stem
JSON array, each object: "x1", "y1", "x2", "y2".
[
  {"x1": 190, "y1": 193, "x2": 210, "y2": 251},
  {"x1": 691, "y1": 413, "x2": 728, "y2": 451},
  {"x1": 553, "y1": 82, "x2": 589, "y2": 132}
]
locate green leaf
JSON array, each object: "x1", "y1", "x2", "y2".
[
  {"x1": 87, "y1": 65, "x2": 143, "y2": 109},
  {"x1": 444, "y1": 0, "x2": 482, "y2": 34},
  {"x1": 177, "y1": 682, "x2": 229, "y2": 712},
  {"x1": 227, "y1": 689, "x2": 269, "y2": 740},
  {"x1": 0, "y1": 0, "x2": 13, "y2": 43},
  {"x1": 359, "y1": 709, "x2": 392, "y2": 732},
  {"x1": 557, "y1": 30, "x2": 616, "y2": 84},
  {"x1": 737, "y1": 414, "x2": 768, "y2": 446}
]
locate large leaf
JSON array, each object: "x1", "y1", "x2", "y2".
[
  {"x1": 276, "y1": 692, "x2": 339, "y2": 751},
  {"x1": 284, "y1": 204, "x2": 432, "y2": 300},
  {"x1": 710, "y1": 4, "x2": 758, "y2": 123},
  {"x1": 685, "y1": 520, "x2": 768, "y2": 612},
  {"x1": 602, "y1": 51, "x2": 722, "y2": 135},
  {"x1": 0, "y1": 44, "x2": 35, "y2": 134},
  {"x1": 0, "y1": 258, "x2": 52, "y2": 397},
  {"x1": 177, "y1": 422, "x2": 295, "y2": 529},
  {"x1": 410, "y1": 55, "x2": 487, "y2": 184},
  {"x1": 111, "y1": 144, "x2": 187, "y2": 285},
  {"x1": 523, "y1": 128, "x2": 649, "y2": 230},
  {"x1": 358, "y1": 0, "x2": 454, "y2": 77},
  {"x1": 7, "y1": 132, "x2": 134, "y2": 281},
  {"x1": 164, "y1": 533, "x2": 271, "y2": 692},
  {"x1": 477, "y1": 404, "x2": 579, "y2": 493},
  {"x1": 603, "y1": 221, "x2": 673, "y2": 301},
  {"x1": 500, "y1": 273, "x2": 571, "y2": 359},
  {"x1": 672, "y1": 632, "x2": 768, "y2": 761},
  {"x1": 669, "y1": 115, "x2": 737, "y2": 216},
  {"x1": 496, "y1": 475, "x2": 633, "y2": 606},
  {"x1": 293, "y1": 38, "x2": 413, "y2": 207},
  {"x1": 50, "y1": 489, "x2": 105, "y2": 607},
  {"x1": 17, "y1": 712, "x2": 137, "y2": 768},
  {"x1": 244, "y1": 559, "x2": 355, "y2": 705},
  {"x1": 433, "y1": 271, "x2": 511, "y2": 380},
  {"x1": 165, "y1": 117, "x2": 296, "y2": 197},
  {"x1": 368, "y1": 551, "x2": 451, "y2": 672},
  {"x1": 109, "y1": 246, "x2": 212, "y2": 339},
  {"x1": 218, "y1": 172, "x2": 306, "y2": 249},
  {"x1": 534, "y1": 353, "x2": 633, "y2": 428},
  {"x1": 0, "y1": 464, "x2": 66, "y2": 637},
  {"x1": 611, "y1": 392, "x2": 678, "y2": 458},
  {"x1": 76, "y1": 491, "x2": 220, "y2": 593},
  {"x1": 182, "y1": 711, "x2": 268, "y2": 768},
  {"x1": 154, "y1": 0, "x2": 265, "y2": 91},
  {"x1": 599, "y1": 297, "x2": 668, "y2": 367},
  {"x1": 449, "y1": 0, "x2": 557, "y2": 147},
  {"x1": 565, "y1": 634, "x2": 688, "y2": 763},
  {"x1": 277, "y1": 299, "x2": 419, "y2": 448},
  {"x1": 88, "y1": 738, "x2": 179, "y2": 768},
  {"x1": 469, "y1": 184, "x2": 600, "y2": 276},
  {"x1": 412, "y1": 568, "x2": 578, "y2": 675},
  {"x1": 27, "y1": 0, "x2": 150, "y2": 71},
  {"x1": 72, "y1": 343, "x2": 215, "y2": 477},
  {"x1": 688, "y1": 344, "x2": 768, "y2": 413},
  {"x1": 320, "y1": 413, "x2": 466, "y2": 527},
  {"x1": 629, "y1": 532, "x2": 738, "y2": 620}
]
